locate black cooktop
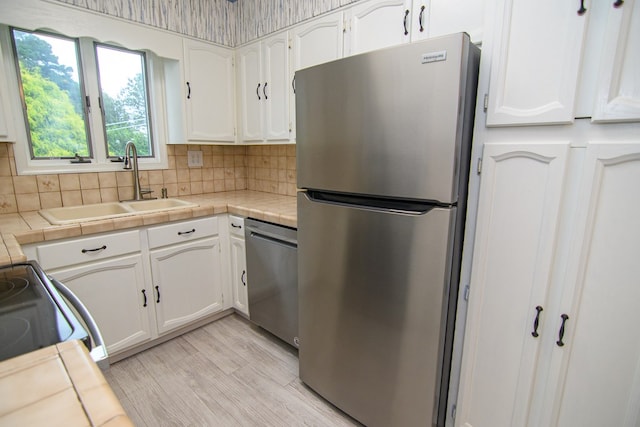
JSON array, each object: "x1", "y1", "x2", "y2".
[{"x1": 0, "y1": 261, "x2": 89, "y2": 362}]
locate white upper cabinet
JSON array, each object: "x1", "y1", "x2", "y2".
[
  {"x1": 415, "y1": 0, "x2": 485, "y2": 44},
  {"x1": 182, "y1": 39, "x2": 235, "y2": 142},
  {"x1": 346, "y1": 0, "x2": 413, "y2": 56},
  {"x1": 290, "y1": 11, "x2": 345, "y2": 140},
  {"x1": 592, "y1": 0, "x2": 640, "y2": 122},
  {"x1": 236, "y1": 32, "x2": 290, "y2": 143},
  {"x1": 486, "y1": 0, "x2": 640, "y2": 126},
  {"x1": 345, "y1": 0, "x2": 485, "y2": 56},
  {"x1": 485, "y1": 0, "x2": 588, "y2": 126},
  {"x1": 236, "y1": 42, "x2": 262, "y2": 141}
]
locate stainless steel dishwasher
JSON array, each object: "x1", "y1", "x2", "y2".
[{"x1": 245, "y1": 219, "x2": 298, "y2": 347}]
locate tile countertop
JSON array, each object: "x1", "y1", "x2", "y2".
[
  {"x1": 0, "y1": 190, "x2": 297, "y2": 266},
  {"x1": 0, "y1": 340, "x2": 133, "y2": 426}
]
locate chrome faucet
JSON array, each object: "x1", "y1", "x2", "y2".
[{"x1": 123, "y1": 141, "x2": 153, "y2": 201}]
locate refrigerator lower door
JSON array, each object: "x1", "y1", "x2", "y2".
[{"x1": 297, "y1": 192, "x2": 457, "y2": 427}]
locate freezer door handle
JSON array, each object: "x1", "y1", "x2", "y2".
[{"x1": 305, "y1": 190, "x2": 442, "y2": 215}]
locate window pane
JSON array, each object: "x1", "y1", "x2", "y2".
[
  {"x1": 96, "y1": 45, "x2": 153, "y2": 158},
  {"x1": 12, "y1": 29, "x2": 90, "y2": 159}
]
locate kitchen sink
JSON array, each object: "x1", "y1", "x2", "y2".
[
  {"x1": 39, "y1": 199, "x2": 198, "y2": 225},
  {"x1": 121, "y1": 198, "x2": 195, "y2": 212}
]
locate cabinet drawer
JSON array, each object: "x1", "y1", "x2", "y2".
[
  {"x1": 36, "y1": 230, "x2": 141, "y2": 270},
  {"x1": 147, "y1": 217, "x2": 218, "y2": 249},
  {"x1": 228, "y1": 215, "x2": 245, "y2": 237}
]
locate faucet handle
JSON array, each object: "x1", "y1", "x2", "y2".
[{"x1": 123, "y1": 155, "x2": 131, "y2": 170}]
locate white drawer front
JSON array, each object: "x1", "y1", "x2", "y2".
[
  {"x1": 228, "y1": 215, "x2": 245, "y2": 237},
  {"x1": 147, "y1": 217, "x2": 218, "y2": 249},
  {"x1": 36, "y1": 230, "x2": 141, "y2": 270}
]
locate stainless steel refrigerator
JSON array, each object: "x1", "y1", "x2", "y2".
[{"x1": 296, "y1": 33, "x2": 480, "y2": 427}]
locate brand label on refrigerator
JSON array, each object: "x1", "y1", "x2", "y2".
[{"x1": 421, "y1": 50, "x2": 447, "y2": 64}]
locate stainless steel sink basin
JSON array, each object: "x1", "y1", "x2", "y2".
[{"x1": 39, "y1": 199, "x2": 199, "y2": 225}]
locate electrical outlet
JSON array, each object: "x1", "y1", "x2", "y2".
[{"x1": 187, "y1": 150, "x2": 203, "y2": 167}]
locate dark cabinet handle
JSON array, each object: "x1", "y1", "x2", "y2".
[
  {"x1": 292, "y1": 76, "x2": 296, "y2": 94},
  {"x1": 241, "y1": 270, "x2": 246, "y2": 286},
  {"x1": 257, "y1": 83, "x2": 261, "y2": 100},
  {"x1": 142, "y1": 289, "x2": 147, "y2": 307},
  {"x1": 556, "y1": 314, "x2": 569, "y2": 347},
  {"x1": 419, "y1": 5, "x2": 425, "y2": 32},
  {"x1": 403, "y1": 9, "x2": 410, "y2": 35},
  {"x1": 577, "y1": 0, "x2": 587, "y2": 15},
  {"x1": 231, "y1": 223, "x2": 242, "y2": 229},
  {"x1": 82, "y1": 245, "x2": 107, "y2": 253},
  {"x1": 531, "y1": 306, "x2": 543, "y2": 337},
  {"x1": 263, "y1": 82, "x2": 268, "y2": 100},
  {"x1": 186, "y1": 82, "x2": 191, "y2": 99},
  {"x1": 178, "y1": 228, "x2": 196, "y2": 235},
  {"x1": 613, "y1": 0, "x2": 624, "y2": 7},
  {"x1": 155, "y1": 285, "x2": 161, "y2": 303}
]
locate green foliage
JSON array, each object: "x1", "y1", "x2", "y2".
[
  {"x1": 104, "y1": 73, "x2": 151, "y2": 157},
  {"x1": 14, "y1": 31, "x2": 83, "y2": 115},
  {"x1": 20, "y1": 67, "x2": 89, "y2": 157}
]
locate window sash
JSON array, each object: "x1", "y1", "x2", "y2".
[
  {"x1": 94, "y1": 42, "x2": 154, "y2": 159},
  {"x1": 10, "y1": 27, "x2": 93, "y2": 160}
]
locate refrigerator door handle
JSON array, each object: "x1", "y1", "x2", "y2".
[{"x1": 305, "y1": 191, "x2": 443, "y2": 215}]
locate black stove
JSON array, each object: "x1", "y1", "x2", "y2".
[{"x1": 0, "y1": 261, "x2": 90, "y2": 362}]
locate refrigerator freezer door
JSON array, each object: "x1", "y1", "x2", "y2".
[
  {"x1": 296, "y1": 33, "x2": 478, "y2": 204},
  {"x1": 297, "y1": 192, "x2": 457, "y2": 426}
]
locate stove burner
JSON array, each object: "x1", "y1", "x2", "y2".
[{"x1": 0, "y1": 277, "x2": 29, "y2": 302}]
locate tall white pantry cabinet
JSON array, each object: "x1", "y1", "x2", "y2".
[{"x1": 456, "y1": 0, "x2": 640, "y2": 426}]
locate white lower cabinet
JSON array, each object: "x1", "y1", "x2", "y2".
[
  {"x1": 48, "y1": 254, "x2": 152, "y2": 355},
  {"x1": 147, "y1": 217, "x2": 224, "y2": 335},
  {"x1": 228, "y1": 215, "x2": 248, "y2": 317},
  {"x1": 25, "y1": 216, "x2": 231, "y2": 357},
  {"x1": 28, "y1": 230, "x2": 153, "y2": 355},
  {"x1": 456, "y1": 141, "x2": 640, "y2": 427}
]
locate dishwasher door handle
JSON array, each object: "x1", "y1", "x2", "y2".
[{"x1": 248, "y1": 230, "x2": 297, "y2": 249}]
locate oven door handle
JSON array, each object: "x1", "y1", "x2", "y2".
[{"x1": 49, "y1": 277, "x2": 109, "y2": 370}]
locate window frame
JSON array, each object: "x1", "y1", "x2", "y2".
[
  {"x1": 94, "y1": 41, "x2": 155, "y2": 160},
  {"x1": 10, "y1": 27, "x2": 94, "y2": 161},
  {"x1": 1, "y1": 25, "x2": 167, "y2": 175}
]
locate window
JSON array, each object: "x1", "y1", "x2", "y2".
[
  {"x1": 8, "y1": 27, "x2": 162, "y2": 171},
  {"x1": 12, "y1": 29, "x2": 91, "y2": 159},
  {"x1": 95, "y1": 44, "x2": 153, "y2": 158}
]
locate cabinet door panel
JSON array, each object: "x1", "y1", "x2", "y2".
[
  {"x1": 230, "y1": 235, "x2": 248, "y2": 316},
  {"x1": 551, "y1": 143, "x2": 640, "y2": 427},
  {"x1": 486, "y1": 0, "x2": 587, "y2": 125},
  {"x1": 348, "y1": 0, "x2": 412, "y2": 56},
  {"x1": 592, "y1": 0, "x2": 640, "y2": 122},
  {"x1": 184, "y1": 40, "x2": 235, "y2": 141},
  {"x1": 291, "y1": 12, "x2": 344, "y2": 140},
  {"x1": 150, "y1": 237, "x2": 223, "y2": 334},
  {"x1": 263, "y1": 33, "x2": 290, "y2": 141},
  {"x1": 426, "y1": 0, "x2": 485, "y2": 43},
  {"x1": 457, "y1": 142, "x2": 570, "y2": 427},
  {"x1": 50, "y1": 254, "x2": 151, "y2": 354},
  {"x1": 237, "y1": 43, "x2": 263, "y2": 141}
]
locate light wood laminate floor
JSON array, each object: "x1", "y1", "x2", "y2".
[{"x1": 104, "y1": 314, "x2": 361, "y2": 426}]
